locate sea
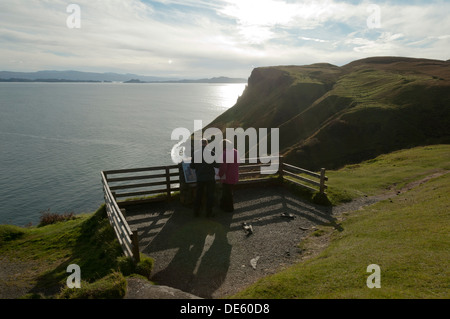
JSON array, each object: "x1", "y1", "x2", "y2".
[{"x1": 0, "y1": 82, "x2": 246, "y2": 226}]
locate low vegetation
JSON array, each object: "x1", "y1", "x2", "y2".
[
  {"x1": 0, "y1": 225, "x2": 25, "y2": 244},
  {"x1": 38, "y1": 209, "x2": 76, "y2": 227},
  {"x1": 58, "y1": 271, "x2": 127, "y2": 299}
]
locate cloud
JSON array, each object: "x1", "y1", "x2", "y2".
[
  {"x1": 0, "y1": 0, "x2": 448, "y2": 77},
  {"x1": 300, "y1": 36, "x2": 329, "y2": 43}
]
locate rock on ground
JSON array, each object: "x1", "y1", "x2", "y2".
[{"x1": 125, "y1": 277, "x2": 202, "y2": 299}]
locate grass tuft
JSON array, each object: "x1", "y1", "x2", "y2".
[
  {"x1": 58, "y1": 271, "x2": 127, "y2": 299},
  {"x1": 117, "y1": 254, "x2": 155, "y2": 279}
]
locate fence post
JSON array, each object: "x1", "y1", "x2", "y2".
[
  {"x1": 165, "y1": 166, "x2": 171, "y2": 198},
  {"x1": 278, "y1": 156, "x2": 284, "y2": 183},
  {"x1": 132, "y1": 230, "x2": 140, "y2": 263},
  {"x1": 319, "y1": 168, "x2": 326, "y2": 194}
]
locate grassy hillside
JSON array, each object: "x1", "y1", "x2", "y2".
[
  {"x1": 231, "y1": 144, "x2": 450, "y2": 299},
  {"x1": 326, "y1": 144, "x2": 450, "y2": 204},
  {"x1": 0, "y1": 206, "x2": 126, "y2": 298},
  {"x1": 208, "y1": 57, "x2": 450, "y2": 171}
]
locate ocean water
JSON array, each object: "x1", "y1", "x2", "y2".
[{"x1": 0, "y1": 82, "x2": 246, "y2": 226}]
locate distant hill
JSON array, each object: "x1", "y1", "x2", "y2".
[
  {"x1": 125, "y1": 76, "x2": 247, "y2": 84},
  {"x1": 207, "y1": 57, "x2": 450, "y2": 170},
  {"x1": 0, "y1": 70, "x2": 169, "y2": 82},
  {"x1": 155, "y1": 76, "x2": 247, "y2": 83},
  {"x1": 0, "y1": 70, "x2": 246, "y2": 83}
]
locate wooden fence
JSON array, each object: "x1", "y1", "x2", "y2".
[
  {"x1": 281, "y1": 162, "x2": 328, "y2": 194},
  {"x1": 100, "y1": 158, "x2": 327, "y2": 262},
  {"x1": 237, "y1": 156, "x2": 280, "y2": 185},
  {"x1": 101, "y1": 171, "x2": 140, "y2": 262},
  {"x1": 103, "y1": 165, "x2": 180, "y2": 206},
  {"x1": 236, "y1": 156, "x2": 328, "y2": 194},
  {"x1": 101, "y1": 165, "x2": 180, "y2": 262}
]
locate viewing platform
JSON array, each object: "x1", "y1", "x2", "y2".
[{"x1": 101, "y1": 158, "x2": 332, "y2": 298}]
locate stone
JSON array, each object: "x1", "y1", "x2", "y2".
[{"x1": 125, "y1": 277, "x2": 202, "y2": 299}]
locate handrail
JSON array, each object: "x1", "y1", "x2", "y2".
[
  {"x1": 101, "y1": 164, "x2": 181, "y2": 262},
  {"x1": 101, "y1": 171, "x2": 139, "y2": 262}
]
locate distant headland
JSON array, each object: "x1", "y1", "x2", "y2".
[
  {"x1": 0, "y1": 70, "x2": 247, "y2": 84},
  {"x1": 207, "y1": 56, "x2": 450, "y2": 171}
]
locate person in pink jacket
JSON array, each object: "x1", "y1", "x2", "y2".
[{"x1": 218, "y1": 139, "x2": 240, "y2": 212}]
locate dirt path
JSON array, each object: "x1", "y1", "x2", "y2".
[{"x1": 0, "y1": 257, "x2": 42, "y2": 299}]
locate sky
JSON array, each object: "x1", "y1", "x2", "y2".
[{"x1": 0, "y1": 0, "x2": 449, "y2": 78}]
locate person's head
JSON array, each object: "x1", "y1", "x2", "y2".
[{"x1": 201, "y1": 138, "x2": 208, "y2": 147}]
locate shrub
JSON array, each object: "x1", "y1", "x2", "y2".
[
  {"x1": 38, "y1": 209, "x2": 76, "y2": 227},
  {"x1": 312, "y1": 192, "x2": 332, "y2": 206},
  {"x1": 117, "y1": 254, "x2": 154, "y2": 279},
  {"x1": 135, "y1": 255, "x2": 154, "y2": 279},
  {"x1": 117, "y1": 255, "x2": 135, "y2": 276}
]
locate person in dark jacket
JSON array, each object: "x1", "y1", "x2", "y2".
[{"x1": 190, "y1": 138, "x2": 219, "y2": 217}]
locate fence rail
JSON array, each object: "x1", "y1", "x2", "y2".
[
  {"x1": 101, "y1": 171, "x2": 140, "y2": 262},
  {"x1": 100, "y1": 158, "x2": 327, "y2": 261},
  {"x1": 281, "y1": 162, "x2": 328, "y2": 194},
  {"x1": 103, "y1": 165, "x2": 180, "y2": 205},
  {"x1": 235, "y1": 157, "x2": 328, "y2": 194},
  {"x1": 237, "y1": 156, "x2": 280, "y2": 185}
]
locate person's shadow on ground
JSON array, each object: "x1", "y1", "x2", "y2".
[{"x1": 144, "y1": 207, "x2": 233, "y2": 298}]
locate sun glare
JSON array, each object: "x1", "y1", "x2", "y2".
[
  {"x1": 220, "y1": 0, "x2": 333, "y2": 44},
  {"x1": 217, "y1": 83, "x2": 246, "y2": 109}
]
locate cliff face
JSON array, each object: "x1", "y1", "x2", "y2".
[{"x1": 208, "y1": 57, "x2": 450, "y2": 170}]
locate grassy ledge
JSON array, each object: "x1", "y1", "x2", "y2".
[{"x1": 0, "y1": 205, "x2": 154, "y2": 299}]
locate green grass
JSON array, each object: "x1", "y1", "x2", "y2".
[
  {"x1": 0, "y1": 205, "x2": 156, "y2": 299},
  {"x1": 0, "y1": 224, "x2": 26, "y2": 244},
  {"x1": 58, "y1": 271, "x2": 127, "y2": 299},
  {"x1": 0, "y1": 205, "x2": 129, "y2": 298},
  {"x1": 332, "y1": 69, "x2": 426, "y2": 109},
  {"x1": 231, "y1": 145, "x2": 450, "y2": 299},
  {"x1": 326, "y1": 144, "x2": 450, "y2": 204}
]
